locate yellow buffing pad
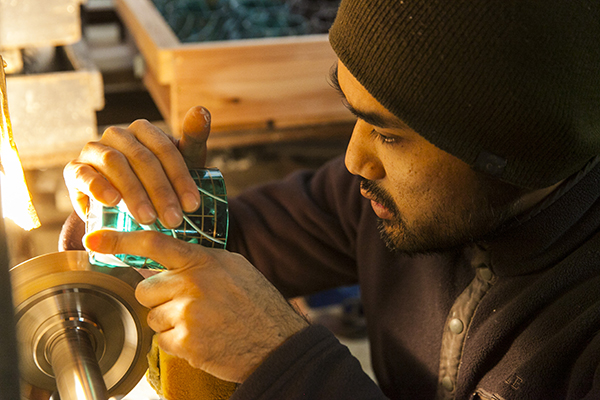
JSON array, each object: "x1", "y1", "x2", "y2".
[{"x1": 147, "y1": 336, "x2": 238, "y2": 399}]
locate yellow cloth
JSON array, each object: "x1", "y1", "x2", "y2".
[{"x1": 147, "y1": 335, "x2": 238, "y2": 399}]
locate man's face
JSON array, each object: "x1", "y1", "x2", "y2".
[{"x1": 335, "y1": 61, "x2": 528, "y2": 254}]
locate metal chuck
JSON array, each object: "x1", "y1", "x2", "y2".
[{"x1": 10, "y1": 251, "x2": 153, "y2": 400}]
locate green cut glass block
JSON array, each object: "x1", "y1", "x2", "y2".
[{"x1": 86, "y1": 168, "x2": 228, "y2": 270}]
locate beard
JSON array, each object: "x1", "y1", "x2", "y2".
[{"x1": 360, "y1": 178, "x2": 523, "y2": 255}]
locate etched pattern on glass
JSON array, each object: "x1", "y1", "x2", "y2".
[{"x1": 86, "y1": 168, "x2": 228, "y2": 270}]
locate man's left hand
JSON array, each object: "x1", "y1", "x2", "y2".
[{"x1": 84, "y1": 229, "x2": 309, "y2": 383}]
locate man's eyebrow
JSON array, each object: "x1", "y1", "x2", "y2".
[{"x1": 328, "y1": 64, "x2": 407, "y2": 130}]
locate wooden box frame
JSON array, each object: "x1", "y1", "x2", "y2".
[
  {"x1": 115, "y1": 0, "x2": 353, "y2": 143},
  {"x1": 8, "y1": 44, "x2": 104, "y2": 170}
]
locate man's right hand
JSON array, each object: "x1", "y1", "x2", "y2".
[{"x1": 62, "y1": 106, "x2": 212, "y2": 230}]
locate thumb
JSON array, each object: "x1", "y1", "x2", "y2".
[
  {"x1": 84, "y1": 229, "x2": 202, "y2": 271},
  {"x1": 179, "y1": 106, "x2": 211, "y2": 169}
]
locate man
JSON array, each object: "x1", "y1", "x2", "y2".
[{"x1": 61, "y1": 0, "x2": 600, "y2": 398}]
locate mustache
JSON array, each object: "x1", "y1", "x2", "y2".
[{"x1": 360, "y1": 179, "x2": 399, "y2": 215}]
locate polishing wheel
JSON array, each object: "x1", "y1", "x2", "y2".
[{"x1": 10, "y1": 251, "x2": 153, "y2": 400}]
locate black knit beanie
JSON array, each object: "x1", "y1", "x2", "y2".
[{"x1": 329, "y1": 0, "x2": 600, "y2": 189}]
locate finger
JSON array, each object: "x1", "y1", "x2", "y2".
[
  {"x1": 58, "y1": 211, "x2": 86, "y2": 251},
  {"x1": 63, "y1": 158, "x2": 122, "y2": 221},
  {"x1": 154, "y1": 327, "x2": 243, "y2": 383},
  {"x1": 146, "y1": 302, "x2": 174, "y2": 332},
  {"x1": 84, "y1": 229, "x2": 210, "y2": 272},
  {"x1": 75, "y1": 137, "x2": 160, "y2": 225},
  {"x1": 97, "y1": 124, "x2": 191, "y2": 227},
  {"x1": 125, "y1": 120, "x2": 201, "y2": 214},
  {"x1": 135, "y1": 271, "x2": 184, "y2": 308},
  {"x1": 154, "y1": 329, "x2": 182, "y2": 361},
  {"x1": 179, "y1": 106, "x2": 211, "y2": 169},
  {"x1": 153, "y1": 327, "x2": 201, "y2": 371},
  {"x1": 144, "y1": 297, "x2": 194, "y2": 333}
]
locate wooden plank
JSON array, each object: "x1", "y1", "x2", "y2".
[
  {"x1": 143, "y1": 64, "x2": 172, "y2": 125},
  {"x1": 115, "y1": 0, "x2": 178, "y2": 84},
  {"x1": 64, "y1": 42, "x2": 105, "y2": 110},
  {"x1": 171, "y1": 36, "x2": 335, "y2": 83},
  {"x1": 174, "y1": 81, "x2": 349, "y2": 133},
  {"x1": 206, "y1": 122, "x2": 354, "y2": 149},
  {"x1": 0, "y1": 0, "x2": 84, "y2": 49},
  {"x1": 170, "y1": 38, "x2": 345, "y2": 132},
  {"x1": 10, "y1": 45, "x2": 103, "y2": 169}
]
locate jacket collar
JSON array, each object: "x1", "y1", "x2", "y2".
[{"x1": 478, "y1": 158, "x2": 600, "y2": 277}]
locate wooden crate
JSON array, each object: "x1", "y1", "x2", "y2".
[
  {"x1": 115, "y1": 0, "x2": 353, "y2": 142},
  {"x1": 0, "y1": 0, "x2": 86, "y2": 50},
  {"x1": 7, "y1": 43, "x2": 104, "y2": 170}
]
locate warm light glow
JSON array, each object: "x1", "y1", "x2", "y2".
[{"x1": 0, "y1": 57, "x2": 40, "y2": 231}]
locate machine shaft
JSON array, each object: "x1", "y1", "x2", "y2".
[
  {"x1": 49, "y1": 327, "x2": 109, "y2": 400},
  {"x1": 12, "y1": 251, "x2": 153, "y2": 398}
]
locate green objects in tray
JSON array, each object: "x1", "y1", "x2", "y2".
[{"x1": 151, "y1": 0, "x2": 340, "y2": 42}]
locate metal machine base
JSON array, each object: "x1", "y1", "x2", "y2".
[{"x1": 10, "y1": 251, "x2": 153, "y2": 400}]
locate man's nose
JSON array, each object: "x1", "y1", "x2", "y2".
[{"x1": 344, "y1": 121, "x2": 385, "y2": 181}]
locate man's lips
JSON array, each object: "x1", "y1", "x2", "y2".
[{"x1": 360, "y1": 189, "x2": 394, "y2": 220}]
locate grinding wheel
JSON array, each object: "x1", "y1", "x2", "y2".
[{"x1": 10, "y1": 251, "x2": 153, "y2": 399}]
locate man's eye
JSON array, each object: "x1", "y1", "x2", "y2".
[{"x1": 371, "y1": 130, "x2": 399, "y2": 145}]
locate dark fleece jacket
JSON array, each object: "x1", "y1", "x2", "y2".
[{"x1": 227, "y1": 156, "x2": 600, "y2": 400}]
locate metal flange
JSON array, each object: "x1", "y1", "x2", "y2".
[{"x1": 10, "y1": 251, "x2": 153, "y2": 398}]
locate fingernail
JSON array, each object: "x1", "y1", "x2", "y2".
[
  {"x1": 182, "y1": 191, "x2": 200, "y2": 212},
  {"x1": 200, "y1": 107, "x2": 211, "y2": 128},
  {"x1": 83, "y1": 231, "x2": 101, "y2": 251},
  {"x1": 163, "y1": 206, "x2": 183, "y2": 228},
  {"x1": 137, "y1": 204, "x2": 157, "y2": 224},
  {"x1": 104, "y1": 189, "x2": 121, "y2": 206}
]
